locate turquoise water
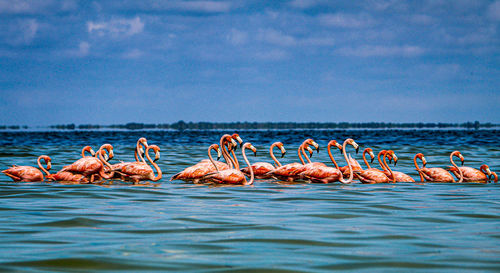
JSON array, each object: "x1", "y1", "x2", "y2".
[{"x1": 0, "y1": 130, "x2": 499, "y2": 272}]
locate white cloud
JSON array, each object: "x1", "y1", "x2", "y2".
[
  {"x1": 77, "y1": 41, "x2": 90, "y2": 56},
  {"x1": 2, "y1": 19, "x2": 38, "y2": 45},
  {"x1": 122, "y1": 49, "x2": 143, "y2": 59},
  {"x1": 319, "y1": 13, "x2": 374, "y2": 28},
  {"x1": 226, "y1": 29, "x2": 248, "y2": 46},
  {"x1": 87, "y1": 17, "x2": 144, "y2": 38},
  {"x1": 257, "y1": 29, "x2": 296, "y2": 46},
  {"x1": 488, "y1": 0, "x2": 500, "y2": 21},
  {"x1": 336, "y1": 45, "x2": 425, "y2": 57}
]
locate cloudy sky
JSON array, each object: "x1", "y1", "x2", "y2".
[{"x1": 0, "y1": 0, "x2": 499, "y2": 125}]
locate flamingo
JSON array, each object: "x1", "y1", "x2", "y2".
[
  {"x1": 300, "y1": 140, "x2": 344, "y2": 183},
  {"x1": 60, "y1": 144, "x2": 115, "y2": 180},
  {"x1": 339, "y1": 147, "x2": 363, "y2": 177},
  {"x1": 240, "y1": 142, "x2": 286, "y2": 179},
  {"x1": 202, "y1": 142, "x2": 256, "y2": 185},
  {"x1": 266, "y1": 140, "x2": 318, "y2": 182},
  {"x1": 415, "y1": 151, "x2": 464, "y2": 182},
  {"x1": 46, "y1": 171, "x2": 89, "y2": 183},
  {"x1": 447, "y1": 164, "x2": 494, "y2": 183},
  {"x1": 382, "y1": 150, "x2": 415, "y2": 182},
  {"x1": 354, "y1": 150, "x2": 394, "y2": 184},
  {"x1": 110, "y1": 138, "x2": 149, "y2": 177},
  {"x1": 2, "y1": 155, "x2": 52, "y2": 182},
  {"x1": 170, "y1": 144, "x2": 226, "y2": 182},
  {"x1": 114, "y1": 145, "x2": 162, "y2": 183},
  {"x1": 226, "y1": 133, "x2": 244, "y2": 169}
]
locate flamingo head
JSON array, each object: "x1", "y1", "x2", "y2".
[
  {"x1": 387, "y1": 150, "x2": 398, "y2": 166},
  {"x1": 345, "y1": 139, "x2": 359, "y2": 154},
  {"x1": 99, "y1": 144, "x2": 114, "y2": 160},
  {"x1": 364, "y1": 148, "x2": 375, "y2": 163},
  {"x1": 328, "y1": 140, "x2": 343, "y2": 153},
  {"x1": 276, "y1": 142, "x2": 286, "y2": 158},
  {"x1": 480, "y1": 164, "x2": 491, "y2": 176},
  {"x1": 302, "y1": 143, "x2": 314, "y2": 158},
  {"x1": 451, "y1": 151, "x2": 465, "y2": 165},
  {"x1": 304, "y1": 139, "x2": 320, "y2": 153},
  {"x1": 232, "y1": 133, "x2": 243, "y2": 148},
  {"x1": 39, "y1": 155, "x2": 52, "y2": 170},
  {"x1": 82, "y1": 146, "x2": 95, "y2": 156},
  {"x1": 147, "y1": 145, "x2": 161, "y2": 162},
  {"x1": 415, "y1": 153, "x2": 427, "y2": 167},
  {"x1": 244, "y1": 143, "x2": 257, "y2": 156}
]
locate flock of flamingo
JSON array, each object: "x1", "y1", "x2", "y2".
[{"x1": 2, "y1": 134, "x2": 497, "y2": 185}]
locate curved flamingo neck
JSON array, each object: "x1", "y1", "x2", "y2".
[
  {"x1": 383, "y1": 152, "x2": 395, "y2": 183},
  {"x1": 269, "y1": 142, "x2": 282, "y2": 167},
  {"x1": 339, "y1": 140, "x2": 354, "y2": 183},
  {"x1": 135, "y1": 141, "x2": 146, "y2": 163},
  {"x1": 220, "y1": 135, "x2": 233, "y2": 169},
  {"x1": 378, "y1": 150, "x2": 386, "y2": 170},
  {"x1": 363, "y1": 149, "x2": 371, "y2": 169},
  {"x1": 145, "y1": 147, "x2": 162, "y2": 181},
  {"x1": 414, "y1": 154, "x2": 425, "y2": 182},
  {"x1": 37, "y1": 156, "x2": 50, "y2": 176},
  {"x1": 230, "y1": 149, "x2": 240, "y2": 169},
  {"x1": 81, "y1": 147, "x2": 92, "y2": 158},
  {"x1": 298, "y1": 143, "x2": 306, "y2": 164},
  {"x1": 302, "y1": 144, "x2": 313, "y2": 164},
  {"x1": 98, "y1": 148, "x2": 114, "y2": 179},
  {"x1": 327, "y1": 143, "x2": 340, "y2": 169},
  {"x1": 208, "y1": 145, "x2": 219, "y2": 172},
  {"x1": 242, "y1": 145, "x2": 254, "y2": 185},
  {"x1": 450, "y1": 152, "x2": 463, "y2": 183}
]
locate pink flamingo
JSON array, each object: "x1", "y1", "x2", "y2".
[
  {"x1": 354, "y1": 150, "x2": 394, "y2": 184},
  {"x1": 46, "y1": 171, "x2": 89, "y2": 183},
  {"x1": 2, "y1": 155, "x2": 52, "y2": 182},
  {"x1": 110, "y1": 138, "x2": 149, "y2": 177},
  {"x1": 415, "y1": 151, "x2": 464, "y2": 182},
  {"x1": 60, "y1": 144, "x2": 115, "y2": 180},
  {"x1": 266, "y1": 140, "x2": 318, "y2": 182},
  {"x1": 447, "y1": 164, "x2": 494, "y2": 183},
  {"x1": 170, "y1": 144, "x2": 226, "y2": 182},
  {"x1": 114, "y1": 145, "x2": 162, "y2": 183},
  {"x1": 382, "y1": 150, "x2": 415, "y2": 182},
  {"x1": 202, "y1": 142, "x2": 256, "y2": 185},
  {"x1": 240, "y1": 142, "x2": 286, "y2": 179},
  {"x1": 300, "y1": 140, "x2": 345, "y2": 183}
]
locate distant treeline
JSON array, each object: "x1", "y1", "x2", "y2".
[{"x1": 1, "y1": 121, "x2": 498, "y2": 130}]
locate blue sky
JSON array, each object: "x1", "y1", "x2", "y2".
[{"x1": 0, "y1": 0, "x2": 499, "y2": 125}]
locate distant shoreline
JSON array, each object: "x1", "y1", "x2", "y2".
[{"x1": 0, "y1": 121, "x2": 498, "y2": 131}]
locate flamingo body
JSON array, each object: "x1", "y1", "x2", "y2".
[
  {"x1": 46, "y1": 171, "x2": 88, "y2": 183},
  {"x1": 61, "y1": 157, "x2": 104, "y2": 176},
  {"x1": 2, "y1": 166, "x2": 44, "y2": 182},
  {"x1": 449, "y1": 166, "x2": 488, "y2": 183},
  {"x1": 418, "y1": 167, "x2": 455, "y2": 182},
  {"x1": 203, "y1": 169, "x2": 248, "y2": 184},
  {"x1": 268, "y1": 163, "x2": 306, "y2": 181},
  {"x1": 340, "y1": 155, "x2": 362, "y2": 177},
  {"x1": 384, "y1": 170, "x2": 415, "y2": 182},
  {"x1": 301, "y1": 166, "x2": 343, "y2": 183},
  {"x1": 355, "y1": 169, "x2": 391, "y2": 184},
  {"x1": 241, "y1": 162, "x2": 275, "y2": 179},
  {"x1": 171, "y1": 161, "x2": 229, "y2": 181}
]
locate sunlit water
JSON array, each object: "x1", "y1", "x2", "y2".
[{"x1": 0, "y1": 130, "x2": 499, "y2": 272}]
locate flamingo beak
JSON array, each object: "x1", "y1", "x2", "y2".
[
  {"x1": 217, "y1": 148, "x2": 222, "y2": 160},
  {"x1": 369, "y1": 151, "x2": 375, "y2": 163},
  {"x1": 139, "y1": 146, "x2": 145, "y2": 156},
  {"x1": 109, "y1": 150, "x2": 114, "y2": 160},
  {"x1": 90, "y1": 148, "x2": 96, "y2": 156},
  {"x1": 280, "y1": 147, "x2": 286, "y2": 158},
  {"x1": 421, "y1": 156, "x2": 427, "y2": 166},
  {"x1": 104, "y1": 153, "x2": 109, "y2": 162},
  {"x1": 306, "y1": 146, "x2": 314, "y2": 158},
  {"x1": 393, "y1": 155, "x2": 398, "y2": 166},
  {"x1": 231, "y1": 139, "x2": 238, "y2": 150},
  {"x1": 311, "y1": 141, "x2": 319, "y2": 153},
  {"x1": 47, "y1": 161, "x2": 52, "y2": 170},
  {"x1": 351, "y1": 141, "x2": 359, "y2": 154},
  {"x1": 154, "y1": 151, "x2": 160, "y2": 162}
]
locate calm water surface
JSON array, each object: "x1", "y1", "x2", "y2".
[{"x1": 0, "y1": 130, "x2": 499, "y2": 272}]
